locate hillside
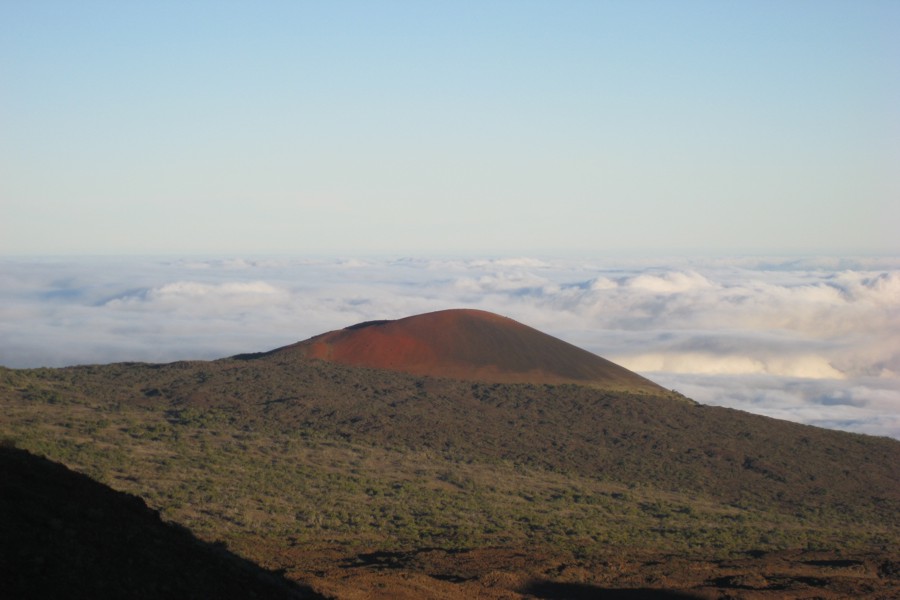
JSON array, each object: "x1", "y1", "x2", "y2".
[
  {"x1": 2, "y1": 310, "x2": 899, "y2": 598},
  {"x1": 0, "y1": 445, "x2": 321, "y2": 600},
  {"x1": 264, "y1": 308, "x2": 664, "y2": 392}
]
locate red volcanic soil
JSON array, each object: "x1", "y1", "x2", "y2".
[{"x1": 276, "y1": 309, "x2": 664, "y2": 392}]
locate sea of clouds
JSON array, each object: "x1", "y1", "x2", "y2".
[{"x1": 1, "y1": 255, "x2": 898, "y2": 439}]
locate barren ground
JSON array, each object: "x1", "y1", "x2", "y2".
[{"x1": 255, "y1": 542, "x2": 899, "y2": 599}]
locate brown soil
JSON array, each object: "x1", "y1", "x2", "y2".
[
  {"x1": 253, "y1": 543, "x2": 899, "y2": 600},
  {"x1": 274, "y1": 308, "x2": 664, "y2": 392}
]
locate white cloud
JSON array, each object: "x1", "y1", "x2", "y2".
[
  {"x1": 1, "y1": 255, "x2": 897, "y2": 438},
  {"x1": 103, "y1": 281, "x2": 288, "y2": 314},
  {"x1": 627, "y1": 271, "x2": 716, "y2": 294},
  {"x1": 649, "y1": 373, "x2": 900, "y2": 439},
  {"x1": 618, "y1": 352, "x2": 846, "y2": 379}
]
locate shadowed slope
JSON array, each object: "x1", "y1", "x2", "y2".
[
  {"x1": 274, "y1": 309, "x2": 664, "y2": 392},
  {"x1": 0, "y1": 446, "x2": 322, "y2": 600}
]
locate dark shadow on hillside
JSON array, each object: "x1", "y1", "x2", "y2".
[
  {"x1": 230, "y1": 349, "x2": 277, "y2": 360},
  {"x1": 340, "y1": 547, "x2": 469, "y2": 572},
  {"x1": 0, "y1": 445, "x2": 325, "y2": 600},
  {"x1": 344, "y1": 319, "x2": 392, "y2": 330},
  {"x1": 523, "y1": 580, "x2": 704, "y2": 599}
]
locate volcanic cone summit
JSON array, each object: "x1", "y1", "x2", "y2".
[{"x1": 276, "y1": 309, "x2": 664, "y2": 392}]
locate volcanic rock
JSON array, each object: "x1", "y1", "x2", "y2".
[{"x1": 276, "y1": 309, "x2": 663, "y2": 392}]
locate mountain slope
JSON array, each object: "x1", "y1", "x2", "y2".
[
  {"x1": 0, "y1": 445, "x2": 322, "y2": 600},
  {"x1": 268, "y1": 308, "x2": 664, "y2": 392},
  {"x1": 203, "y1": 358, "x2": 900, "y2": 522},
  {"x1": 2, "y1": 309, "x2": 900, "y2": 598},
  {"x1": 8, "y1": 353, "x2": 896, "y2": 531}
]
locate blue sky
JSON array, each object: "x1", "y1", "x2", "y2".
[{"x1": 2, "y1": 1, "x2": 898, "y2": 255}]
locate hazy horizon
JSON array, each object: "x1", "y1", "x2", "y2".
[{"x1": 2, "y1": 253, "x2": 897, "y2": 440}]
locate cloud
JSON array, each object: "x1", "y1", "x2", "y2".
[
  {"x1": 102, "y1": 281, "x2": 288, "y2": 314},
  {"x1": 618, "y1": 352, "x2": 845, "y2": 379},
  {"x1": 649, "y1": 372, "x2": 900, "y2": 439},
  {"x1": 0, "y1": 255, "x2": 897, "y2": 438},
  {"x1": 626, "y1": 271, "x2": 716, "y2": 294}
]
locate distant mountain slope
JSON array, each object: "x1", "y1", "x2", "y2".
[
  {"x1": 269, "y1": 308, "x2": 664, "y2": 392},
  {"x1": 0, "y1": 446, "x2": 322, "y2": 600}
]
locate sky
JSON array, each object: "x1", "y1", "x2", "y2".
[
  {"x1": 1, "y1": 4, "x2": 898, "y2": 439},
  {"x1": 2, "y1": 1, "x2": 899, "y2": 255}
]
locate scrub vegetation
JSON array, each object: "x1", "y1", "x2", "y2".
[{"x1": 2, "y1": 357, "x2": 897, "y2": 566}]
